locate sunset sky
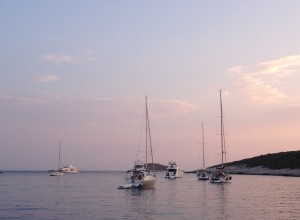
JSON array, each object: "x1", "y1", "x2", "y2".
[{"x1": 1, "y1": 1, "x2": 300, "y2": 171}]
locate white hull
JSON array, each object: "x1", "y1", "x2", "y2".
[
  {"x1": 137, "y1": 176, "x2": 156, "y2": 189},
  {"x1": 49, "y1": 170, "x2": 64, "y2": 176},
  {"x1": 209, "y1": 171, "x2": 231, "y2": 183},
  {"x1": 119, "y1": 171, "x2": 156, "y2": 189},
  {"x1": 165, "y1": 161, "x2": 184, "y2": 179},
  {"x1": 60, "y1": 170, "x2": 79, "y2": 174},
  {"x1": 165, "y1": 170, "x2": 184, "y2": 179},
  {"x1": 59, "y1": 164, "x2": 79, "y2": 173},
  {"x1": 197, "y1": 171, "x2": 209, "y2": 181}
]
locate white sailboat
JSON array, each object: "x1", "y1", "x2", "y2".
[
  {"x1": 118, "y1": 96, "x2": 156, "y2": 189},
  {"x1": 49, "y1": 140, "x2": 64, "y2": 176},
  {"x1": 209, "y1": 90, "x2": 232, "y2": 183},
  {"x1": 197, "y1": 122, "x2": 209, "y2": 181},
  {"x1": 57, "y1": 144, "x2": 79, "y2": 174},
  {"x1": 165, "y1": 161, "x2": 184, "y2": 179}
]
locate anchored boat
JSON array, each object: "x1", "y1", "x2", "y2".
[
  {"x1": 209, "y1": 90, "x2": 232, "y2": 183},
  {"x1": 197, "y1": 122, "x2": 209, "y2": 181},
  {"x1": 59, "y1": 163, "x2": 79, "y2": 173},
  {"x1": 118, "y1": 96, "x2": 156, "y2": 189},
  {"x1": 165, "y1": 161, "x2": 183, "y2": 179},
  {"x1": 49, "y1": 140, "x2": 64, "y2": 176}
]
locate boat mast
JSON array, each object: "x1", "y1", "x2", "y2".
[
  {"x1": 145, "y1": 96, "x2": 154, "y2": 171},
  {"x1": 201, "y1": 122, "x2": 205, "y2": 169},
  {"x1": 58, "y1": 140, "x2": 62, "y2": 170},
  {"x1": 219, "y1": 90, "x2": 225, "y2": 166},
  {"x1": 145, "y1": 96, "x2": 148, "y2": 169}
]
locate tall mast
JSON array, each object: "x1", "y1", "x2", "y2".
[
  {"x1": 145, "y1": 96, "x2": 154, "y2": 170},
  {"x1": 145, "y1": 96, "x2": 148, "y2": 169},
  {"x1": 219, "y1": 90, "x2": 225, "y2": 165},
  {"x1": 201, "y1": 122, "x2": 205, "y2": 169},
  {"x1": 58, "y1": 139, "x2": 61, "y2": 170}
]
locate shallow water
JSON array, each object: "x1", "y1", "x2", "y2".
[{"x1": 0, "y1": 171, "x2": 299, "y2": 219}]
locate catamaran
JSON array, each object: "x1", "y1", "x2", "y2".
[
  {"x1": 118, "y1": 96, "x2": 156, "y2": 189},
  {"x1": 209, "y1": 90, "x2": 232, "y2": 183}
]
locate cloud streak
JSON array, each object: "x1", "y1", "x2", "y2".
[
  {"x1": 0, "y1": 95, "x2": 49, "y2": 105},
  {"x1": 152, "y1": 99, "x2": 201, "y2": 118},
  {"x1": 35, "y1": 74, "x2": 60, "y2": 83},
  {"x1": 229, "y1": 55, "x2": 300, "y2": 104},
  {"x1": 86, "y1": 97, "x2": 202, "y2": 123},
  {"x1": 43, "y1": 54, "x2": 77, "y2": 63}
]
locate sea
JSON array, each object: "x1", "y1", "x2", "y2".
[{"x1": 0, "y1": 171, "x2": 299, "y2": 220}]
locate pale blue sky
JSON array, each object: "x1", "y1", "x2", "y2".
[{"x1": 1, "y1": 1, "x2": 300, "y2": 170}]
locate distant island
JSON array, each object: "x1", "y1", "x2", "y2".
[
  {"x1": 132, "y1": 151, "x2": 300, "y2": 177},
  {"x1": 209, "y1": 150, "x2": 300, "y2": 177},
  {"x1": 182, "y1": 150, "x2": 300, "y2": 177},
  {"x1": 147, "y1": 163, "x2": 167, "y2": 171}
]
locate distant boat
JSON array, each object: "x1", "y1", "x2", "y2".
[
  {"x1": 118, "y1": 96, "x2": 156, "y2": 189},
  {"x1": 165, "y1": 161, "x2": 184, "y2": 179},
  {"x1": 209, "y1": 90, "x2": 232, "y2": 183},
  {"x1": 59, "y1": 163, "x2": 79, "y2": 173},
  {"x1": 48, "y1": 169, "x2": 64, "y2": 176},
  {"x1": 197, "y1": 122, "x2": 209, "y2": 181},
  {"x1": 56, "y1": 141, "x2": 79, "y2": 174},
  {"x1": 49, "y1": 140, "x2": 64, "y2": 176}
]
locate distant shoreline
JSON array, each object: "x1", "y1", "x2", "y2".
[
  {"x1": 184, "y1": 165, "x2": 300, "y2": 177},
  {"x1": 2, "y1": 166, "x2": 300, "y2": 177},
  {"x1": 227, "y1": 165, "x2": 300, "y2": 177}
]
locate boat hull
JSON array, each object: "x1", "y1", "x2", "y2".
[
  {"x1": 59, "y1": 164, "x2": 79, "y2": 173},
  {"x1": 49, "y1": 170, "x2": 64, "y2": 176},
  {"x1": 164, "y1": 161, "x2": 184, "y2": 179},
  {"x1": 198, "y1": 176, "x2": 209, "y2": 181},
  {"x1": 165, "y1": 170, "x2": 184, "y2": 179},
  {"x1": 209, "y1": 172, "x2": 231, "y2": 183},
  {"x1": 118, "y1": 176, "x2": 156, "y2": 189},
  {"x1": 197, "y1": 171, "x2": 209, "y2": 181},
  {"x1": 138, "y1": 177, "x2": 156, "y2": 189},
  {"x1": 118, "y1": 166, "x2": 156, "y2": 189}
]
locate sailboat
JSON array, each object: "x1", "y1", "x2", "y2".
[
  {"x1": 209, "y1": 90, "x2": 232, "y2": 183},
  {"x1": 118, "y1": 96, "x2": 156, "y2": 189},
  {"x1": 197, "y1": 122, "x2": 209, "y2": 180},
  {"x1": 49, "y1": 140, "x2": 64, "y2": 176},
  {"x1": 56, "y1": 143, "x2": 79, "y2": 174}
]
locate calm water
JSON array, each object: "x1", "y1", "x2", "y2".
[{"x1": 0, "y1": 171, "x2": 299, "y2": 220}]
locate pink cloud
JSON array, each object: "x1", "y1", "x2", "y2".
[{"x1": 229, "y1": 54, "x2": 300, "y2": 104}]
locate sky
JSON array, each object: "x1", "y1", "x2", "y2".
[{"x1": 1, "y1": 0, "x2": 300, "y2": 171}]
